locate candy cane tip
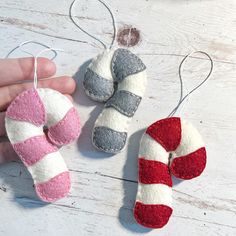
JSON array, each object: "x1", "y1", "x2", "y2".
[
  {"x1": 134, "y1": 202, "x2": 173, "y2": 228},
  {"x1": 35, "y1": 171, "x2": 70, "y2": 202}
]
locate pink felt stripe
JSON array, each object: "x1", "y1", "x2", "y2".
[
  {"x1": 48, "y1": 107, "x2": 81, "y2": 146},
  {"x1": 35, "y1": 171, "x2": 70, "y2": 202},
  {"x1": 6, "y1": 88, "x2": 45, "y2": 126},
  {"x1": 13, "y1": 135, "x2": 58, "y2": 166}
]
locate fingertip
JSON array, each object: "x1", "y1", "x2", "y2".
[
  {"x1": 37, "y1": 57, "x2": 56, "y2": 78},
  {"x1": 62, "y1": 76, "x2": 76, "y2": 94}
]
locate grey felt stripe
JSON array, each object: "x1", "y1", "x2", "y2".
[
  {"x1": 111, "y1": 48, "x2": 146, "y2": 82},
  {"x1": 105, "y1": 90, "x2": 142, "y2": 117},
  {"x1": 93, "y1": 126, "x2": 127, "y2": 153},
  {"x1": 83, "y1": 68, "x2": 114, "y2": 101}
]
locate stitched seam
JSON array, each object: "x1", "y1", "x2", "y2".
[
  {"x1": 6, "y1": 89, "x2": 46, "y2": 125},
  {"x1": 92, "y1": 127, "x2": 127, "y2": 152},
  {"x1": 36, "y1": 171, "x2": 70, "y2": 202},
  {"x1": 105, "y1": 91, "x2": 142, "y2": 117},
  {"x1": 48, "y1": 108, "x2": 80, "y2": 145},
  {"x1": 13, "y1": 135, "x2": 57, "y2": 166}
]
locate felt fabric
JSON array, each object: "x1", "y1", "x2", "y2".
[
  {"x1": 37, "y1": 88, "x2": 74, "y2": 127},
  {"x1": 134, "y1": 127, "x2": 173, "y2": 228},
  {"x1": 136, "y1": 183, "x2": 172, "y2": 206},
  {"x1": 48, "y1": 107, "x2": 81, "y2": 146},
  {"x1": 13, "y1": 135, "x2": 57, "y2": 166},
  {"x1": 83, "y1": 48, "x2": 147, "y2": 153},
  {"x1": 118, "y1": 71, "x2": 147, "y2": 97},
  {"x1": 146, "y1": 117, "x2": 181, "y2": 152},
  {"x1": 134, "y1": 117, "x2": 207, "y2": 228},
  {"x1": 5, "y1": 88, "x2": 81, "y2": 203},
  {"x1": 28, "y1": 151, "x2": 68, "y2": 183},
  {"x1": 93, "y1": 126, "x2": 127, "y2": 153},
  {"x1": 105, "y1": 90, "x2": 141, "y2": 117},
  {"x1": 83, "y1": 68, "x2": 114, "y2": 102},
  {"x1": 6, "y1": 88, "x2": 46, "y2": 126},
  {"x1": 170, "y1": 147, "x2": 206, "y2": 180},
  {"x1": 35, "y1": 171, "x2": 70, "y2": 203},
  {"x1": 139, "y1": 158, "x2": 172, "y2": 186},
  {"x1": 94, "y1": 107, "x2": 132, "y2": 133},
  {"x1": 5, "y1": 117, "x2": 44, "y2": 143},
  {"x1": 84, "y1": 49, "x2": 114, "y2": 102},
  {"x1": 134, "y1": 202, "x2": 173, "y2": 229},
  {"x1": 111, "y1": 48, "x2": 146, "y2": 82},
  {"x1": 139, "y1": 133, "x2": 169, "y2": 164}
]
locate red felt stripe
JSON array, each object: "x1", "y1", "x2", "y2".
[
  {"x1": 134, "y1": 202, "x2": 173, "y2": 228},
  {"x1": 146, "y1": 117, "x2": 181, "y2": 152},
  {"x1": 170, "y1": 147, "x2": 207, "y2": 180},
  {"x1": 139, "y1": 158, "x2": 172, "y2": 187}
]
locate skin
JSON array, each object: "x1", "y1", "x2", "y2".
[{"x1": 0, "y1": 57, "x2": 76, "y2": 164}]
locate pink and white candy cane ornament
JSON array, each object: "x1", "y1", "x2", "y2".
[
  {"x1": 5, "y1": 42, "x2": 81, "y2": 202},
  {"x1": 134, "y1": 51, "x2": 213, "y2": 228}
]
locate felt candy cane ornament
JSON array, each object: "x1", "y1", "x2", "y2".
[
  {"x1": 84, "y1": 49, "x2": 147, "y2": 153},
  {"x1": 5, "y1": 42, "x2": 81, "y2": 202},
  {"x1": 70, "y1": 0, "x2": 147, "y2": 153},
  {"x1": 134, "y1": 51, "x2": 213, "y2": 228}
]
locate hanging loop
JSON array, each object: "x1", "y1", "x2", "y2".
[{"x1": 168, "y1": 51, "x2": 214, "y2": 117}]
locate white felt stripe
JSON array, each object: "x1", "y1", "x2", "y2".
[
  {"x1": 94, "y1": 107, "x2": 131, "y2": 133},
  {"x1": 5, "y1": 117, "x2": 44, "y2": 143},
  {"x1": 37, "y1": 88, "x2": 73, "y2": 127},
  {"x1": 139, "y1": 133, "x2": 169, "y2": 165},
  {"x1": 174, "y1": 120, "x2": 205, "y2": 157},
  {"x1": 89, "y1": 49, "x2": 114, "y2": 81},
  {"x1": 136, "y1": 183, "x2": 172, "y2": 207},
  {"x1": 118, "y1": 70, "x2": 147, "y2": 97},
  {"x1": 28, "y1": 151, "x2": 68, "y2": 184}
]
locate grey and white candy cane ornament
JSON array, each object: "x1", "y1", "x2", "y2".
[{"x1": 70, "y1": 0, "x2": 147, "y2": 153}]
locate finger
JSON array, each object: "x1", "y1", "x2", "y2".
[
  {"x1": 0, "y1": 113, "x2": 5, "y2": 136},
  {"x1": 0, "y1": 142, "x2": 19, "y2": 164},
  {"x1": 0, "y1": 76, "x2": 76, "y2": 111},
  {"x1": 0, "y1": 57, "x2": 56, "y2": 86}
]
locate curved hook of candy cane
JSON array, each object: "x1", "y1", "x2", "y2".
[
  {"x1": 5, "y1": 40, "x2": 64, "y2": 89},
  {"x1": 69, "y1": 0, "x2": 117, "y2": 49},
  {"x1": 168, "y1": 51, "x2": 214, "y2": 117}
]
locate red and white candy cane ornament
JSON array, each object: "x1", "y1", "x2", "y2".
[
  {"x1": 134, "y1": 51, "x2": 213, "y2": 228},
  {"x1": 5, "y1": 42, "x2": 81, "y2": 202}
]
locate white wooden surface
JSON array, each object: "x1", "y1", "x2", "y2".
[{"x1": 0, "y1": 0, "x2": 236, "y2": 235}]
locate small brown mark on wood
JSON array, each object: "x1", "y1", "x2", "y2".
[{"x1": 117, "y1": 26, "x2": 140, "y2": 47}]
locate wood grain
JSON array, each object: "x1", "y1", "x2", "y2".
[{"x1": 0, "y1": 0, "x2": 236, "y2": 235}]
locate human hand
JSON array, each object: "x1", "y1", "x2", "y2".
[{"x1": 0, "y1": 57, "x2": 76, "y2": 164}]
